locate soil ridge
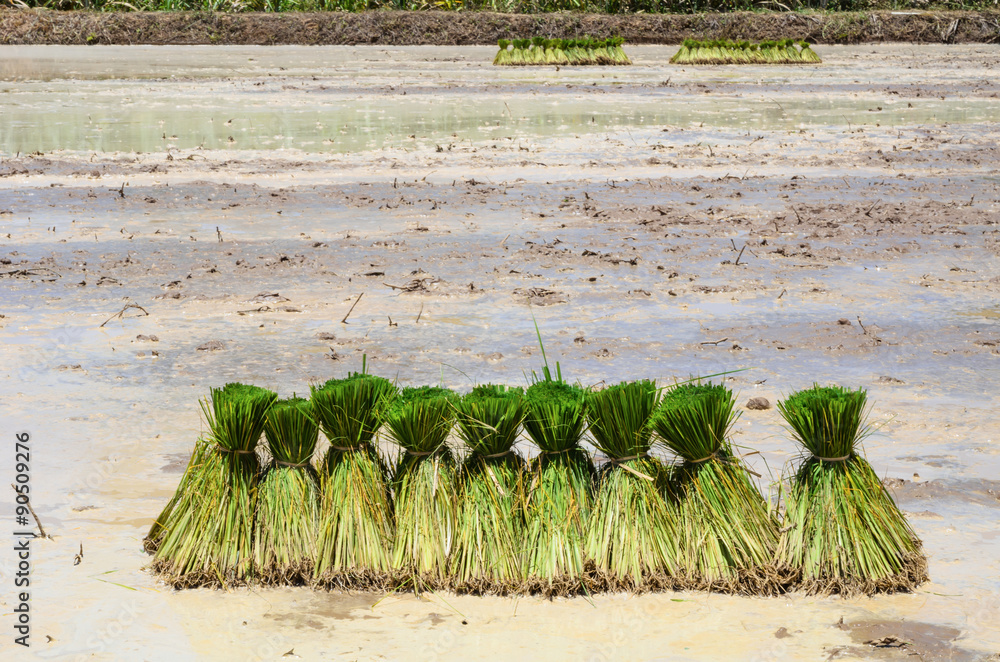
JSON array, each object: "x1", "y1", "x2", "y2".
[{"x1": 1, "y1": 9, "x2": 999, "y2": 46}]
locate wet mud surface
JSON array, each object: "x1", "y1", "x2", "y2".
[{"x1": 1, "y1": 45, "x2": 998, "y2": 661}]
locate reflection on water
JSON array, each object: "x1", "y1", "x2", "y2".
[{"x1": 2, "y1": 44, "x2": 999, "y2": 154}]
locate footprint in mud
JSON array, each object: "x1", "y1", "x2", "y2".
[{"x1": 829, "y1": 619, "x2": 983, "y2": 662}]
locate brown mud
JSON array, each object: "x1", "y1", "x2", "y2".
[{"x1": 1, "y1": 8, "x2": 999, "y2": 46}]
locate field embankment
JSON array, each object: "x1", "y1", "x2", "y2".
[{"x1": 1, "y1": 8, "x2": 999, "y2": 46}]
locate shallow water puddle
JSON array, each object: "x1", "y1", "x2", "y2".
[{"x1": 3, "y1": 45, "x2": 1000, "y2": 154}]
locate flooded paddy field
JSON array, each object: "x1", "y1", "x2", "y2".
[{"x1": 1, "y1": 44, "x2": 999, "y2": 660}]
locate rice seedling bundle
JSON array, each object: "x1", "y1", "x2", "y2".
[
  {"x1": 651, "y1": 383, "x2": 780, "y2": 594},
  {"x1": 450, "y1": 384, "x2": 527, "y2": 594},
  {"x1": 521, "y1": 379, "x2": 594, "y2": 596},
  {"x1": 670, "y1": 39, "x2": 821, "y2": 66},
  {"x1": 386, "y1": 386, "x2": 460, "y2": 590},
  {"x1": 253, "y1": 397, "x2": 320, "y2": 585},
  {"x1": 152, "y1": 383, "x2": 277, "y2": 587},
  {"x1": 774, "y1": 385, "x2": 927, "y2": 594},
  {"x1": 145, "y1": 440, "x2": 206, "y2": 554},
  {"x1": 493, "y1": 39, "x2": 511, "y2": 66},
  {"x1": 493, "y1": 37, "x2": 631, "y2": 67},
  {"x1": 584, "y1": 380, "x2": 678, "y2": 591},
  {"x1": 311, "y1": 371, "x2": 398, "y2": 589}
]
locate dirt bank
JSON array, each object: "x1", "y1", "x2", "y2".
[{"x1": 1, "y1": 8, "x2": 999, "y2": 46}]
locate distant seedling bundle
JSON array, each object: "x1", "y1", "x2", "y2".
[
  {"x1": 671, "y1": 39, "x2": 821, "y2": 65},
  {"x1": 494, "y1": 37, "x2": 631, "y2": 67},
  {"x1": 146, "y1": 367, "x2": 925, "y2": 597}
]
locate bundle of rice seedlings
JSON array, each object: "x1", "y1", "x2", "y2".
[
  {"x1": 450, "y1": 384, "x2": 527, "y2": 594},
  {"x1": 735, "y1": 42, "x2": 753, "y2": 64},
  {"x1": 774, "y1": 385, "x2": 927, "y2": 594},
  {"x1": 780, "y1": 39, "x2": 800, "y2": 63},
  {"x1": 542, "y1": 39, "x2": 560, "y2": 65},
  {"x1": 145, "y1": 440, "x2": 208, "y2": 554},
  {"x1": 651, "y1": 382, "x2": 780, "y2": 594},
  {"x1": 584, "y1": 380, "x2": 677, "y2": 592},
  {"x1": 608, "y1": 36, "x2": 632, "y2": 65},
  {"x1": 152, "y1": 383, "x2": 277, "y2": 587},
  {"x1": 530, "y1": 37, "x2": 547, "y2": 64},
  {"x1": 551, "y1": 39, "x2": 570, "y2": 65},
  {"x1": 560, "y1": 39, "x2": 579, "y2": 65},
  {"x1": 799, "y1": 40, "x2": 822, "y2": 63},
  {"x1": 493, "y1": 36, "x2": 629, "y2": 67},
  {"x1": 253, "y1": 397, "x2": 320, "y2": 585},
  {"x1": 511, "y1": 39, "x2": 529, "y2": 66},
  {"x1": 311, "y1": 371, "x2": 398, "y2": 590},
  {"x1": 672, "y1": 38, "x2": 819, "y2": 66},
  {"x1": 386, "y1": 386, "x2": 460, "y2": 591},
  {"x1": 521, "y1": 379, "x2": 594, "y2": 596},
  {"x1": 493, "y1": 39, "x2": 511, "y2": 66},
  {"x1": 669, "y1": 39, "x2": 694, "y2": 65}
]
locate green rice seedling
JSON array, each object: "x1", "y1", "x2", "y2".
[
  {"x1": 531, "y1": 37, "x2": 546, "y2": 65},
  {"x1": 651, "y1": 382, "x2": 780, "y2": 594},
  {"x1": 571, "y1": 39, "x2": 593, "y2": 66},
  {"x1": 386, "y1": 386, "x2": 460, "y2": 591},
  {"x1": 311, "y1": 370, "x2": 398, "y2": 590},
  {"x1": 799, "y1": 40, "x2": 822, "y2": 63},
  {"x1": 695, "y1": 40, "x2": 713, "y2": 64},
  {"x1": 513, "y1": 39, "x2": 529, "y2": 66},
  {"x1": 152, "y1": 383, "x2": 277, "y2": 587},
  {"x1": 675, "y1": 39, "x2": 819, "y2": 66},
  {"x1": 553, "y1": 39, "x2": 571, "y2": 65},
  {"x1": 450, "y1": 384, "x2": 527, "y2": 594},
  {"x1": 774, "y1": 385, "x2": 927, "y2": 595},
  {"x1": 253, "y1": 397, "x2": 320, "y2": 585},
  {"x1": 543, "y1": 39, "x2": 559, "y2": 65},
  {"x1": 733, "y1": 42, "x2": 752, "y2": 65},
  {"x1": 716, "y1": 40, "x2": 733, "y2": 64},
  {"x1": 494, "y1": 39, "x2": 510, "y2": 66},
  {"x1": 145, "y1": 440, "x2": 209, "y2": 554},
  {"x1": 585, "y1": 38, "x2": 605, "y2": 65},
  {"x1": 584, "y1": 380, "x2": 678, "y2": 592},
  {"x1": 504, "y1": 39, "x2": 521, "y2": 66},
  {"x1": 593, "y1": 38, "x2": 609, "y2": 65},
  {"x1": 608, "y1": 37, "x2": 631, "y2": 65},
  {"x1": 522, "y1": 379, "x2": 594, "y2": 597},
  {"x1": 561, "y1": 39, "x2": 580, "y2": 65},
  {"x1": 670, "y1": 39, "x2": 693, "y2": 65},
  {"x1": 781, "y1": 39, "x2": 800, "y2": 63}
]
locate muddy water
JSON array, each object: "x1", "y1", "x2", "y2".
[
  {"x1": 1, "y1": 45, "x2": 999, "y2": 661},
  {"x1": 3, "y1": 45, "x2": 1000, "y2": 154}
]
